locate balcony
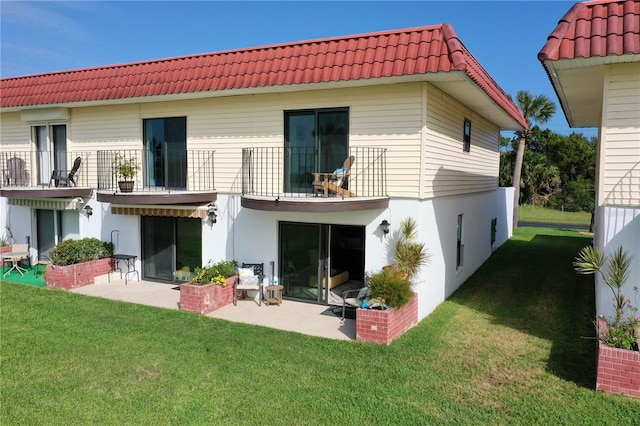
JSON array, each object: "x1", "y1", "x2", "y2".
[
  {"x1": 0, "y1": 151, "x2": 93, "y2": 199},
  {"x1": 241, "y1": 146, "x2": 388, "y2": 212},
  {"x1": 96, "y1": 149, "x2": 216, "y2": 205}
]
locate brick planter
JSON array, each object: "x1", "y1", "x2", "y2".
[
  {"x1": 45, "y1": 258, "x2": 113, "y2": 290},
  {"x1": 356, "y1": 293, "x2": 418, "y2": 345},
  {"x1": 0, "y1": 245, "x2": 12, "y2": 268},
  {"x1": 179, "y1": 276, "x2": 237, "y2": 315},
  {"x1": 596, "y1": 342, "x2": 640, "y2": 398}
]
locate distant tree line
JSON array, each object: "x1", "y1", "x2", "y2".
[{"x1": 500, "y1": 126, "x2": 596, "y2": 212}]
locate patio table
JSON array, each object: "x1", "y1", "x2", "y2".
[{"x1": 2, "y1": 251, "x2": 29, "y2": 277}]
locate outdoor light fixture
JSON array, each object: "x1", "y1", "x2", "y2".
[
  {"x1": 380, "y1": 219, "x2": 390, "y2": 235},
  {"x1": 207, "y1": 204, "x2": 217, "y2": 224},
  {"x1": 83, "y1": 205, "x2": 93, "y2": 217}
]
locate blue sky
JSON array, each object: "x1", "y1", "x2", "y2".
[{"x1": 0, "y1": 1, "x2": 596, "y2": 137}]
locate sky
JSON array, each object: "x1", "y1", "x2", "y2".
[{"x1": 0, "y1": 0, "x2": 597, "y2": 137}]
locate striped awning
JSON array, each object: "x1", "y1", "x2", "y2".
[
  {"x1": 9, "y1": 198, "x2": 82, "y2": 211},
  {"x1": 111, "y1": 205, "x2": 208, "y2": 219}
]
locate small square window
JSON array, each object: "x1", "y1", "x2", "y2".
[{"x1": 463, "y1": 118, "x2": 471, "y2": 152}]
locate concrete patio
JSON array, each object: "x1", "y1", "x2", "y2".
[{"x1": 70, "y1": 279, "x2": 356, "y2": 341}]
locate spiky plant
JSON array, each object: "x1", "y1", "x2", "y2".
[
  {"x1": 574, "y1": 245, "x2": 632, "y2": 324},
  {"x1": 393, "y1": 217, "x2": 431, "y2": 280}
]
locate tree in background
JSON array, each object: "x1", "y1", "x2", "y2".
[
  {"x1": 511, "y1": 91, "x2": 556, "y2": 229},
  {"x1": 500, "y1": 127, "x2": 596, "y2": 213}
]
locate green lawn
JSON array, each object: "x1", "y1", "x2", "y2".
[
  {"x1": 518, "y1": 205, "x2": 592, "y2": 226},
  {"x1": 1, "y1": 227, "x2": 638, "y2": 424}
]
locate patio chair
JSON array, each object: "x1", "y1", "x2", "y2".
[
  {"x1": 34, "y1": 253, "x2": 51, "y2": 276},
  {"x1": 312, "y1": 156, "x2": 355, "y2": 198},
  {"x1": 341, "y1": 285, "x2": 370, "y2": 320},
  {"x1": 50, "y1": 156, "x2": 82, "y2": 187},
  {"x1": 4, "y1": 156, "x2": 28, "y2": 186},
  {"x1": 234, "y1": 262, "x2": 264, "y2": 306}
]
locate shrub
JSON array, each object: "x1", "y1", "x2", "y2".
[
  {"x1": 49, "y1": 238, "x2": 114, "y2": 266},
  {"x1": 192, "y1": 260, "x2": 238, "y2": 285},
  {"x1": 368, "y1": 268, "x2": 413, "y2": 308}
]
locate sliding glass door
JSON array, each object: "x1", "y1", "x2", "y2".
[
  {"x1": 284, "y1": 109, "x2": 349, "y2": 193},
  {"x1": 142, "y1": 216, "x2": 201, "y2": 283},
  {"x1": 280, "y1": 222, "x2": 328, "y2": 303},
  {"x1": 143, "y1": 117, "x2": 187, "y2": 189}
]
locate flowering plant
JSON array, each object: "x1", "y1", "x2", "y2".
[{"x1": 192, "y1": 259, "x2": 238, "y2": 285}]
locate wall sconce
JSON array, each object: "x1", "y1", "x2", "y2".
[
  {"x1": 207, "y1": 204, "x2": 217, "y2": 224},
  {"x1": 380, "y1": 219, "x2": 390, "y2": 235},
  {"x1": 83, "y1": 205, "x2": 93, "y2": 217}
]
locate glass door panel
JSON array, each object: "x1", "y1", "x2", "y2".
[
  {"x1": 280, "y1": 222, "x2": 327, "y2": 303},
  {"x1": 317, "y1": 111, "x2": 348, "y2": 173},
  {"x1": 284, "y1": 112, "x2": 315, "y2": 192},
  {"x1": 36, "y1": 210, "x2": 57, "y2": 258},
  {"x1": 175, "y1": 218, "x2": 201, "y2": 283},
  {"x1": 144, "y1": 117, "x2": 187, "y2": 189},
  {"x1": 142, "y1": 216, "x2": 174, "y2": 282},
  {"x1": 52, "y1": 125, "x2": 67, "y2": 171}
]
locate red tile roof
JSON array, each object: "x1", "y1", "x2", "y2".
[
  {"x1": 1, "y1": 24, "x2": 526, "y2": 128},
  {"x1": 538, "y1": 0, "x2": 640, "y2": 61}
]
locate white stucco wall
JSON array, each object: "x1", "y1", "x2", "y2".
[{"x1": 594, "y1": 205, "x2": 640, "y2": 321}]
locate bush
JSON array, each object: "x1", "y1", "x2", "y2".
[
  {"x1": 192, "y1": 260, "x2": 238, "y2": 285},
  {"x1": 368, "y1": 268, "x2": 413, "y2": 308},
  {"x1": 49, "y1": 238, "x2": 114, "y2": 266}
]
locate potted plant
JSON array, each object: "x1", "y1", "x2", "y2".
[
  {"x1": 574, "y1": 245, "x2": 640, "y2": 397},
  {"x1": 356, "y1": 267, "x2": 419, "y2": 345},
  {"x1": 114, "y1": 155, "x2": 140, "y2": 193},
  {"x1": 179, "y1": 260, "x2": 238, "y2": 314}
]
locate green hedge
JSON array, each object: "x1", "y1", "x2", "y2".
[{"x1": 49, "y1": 238, "x2": 114, "y2": 266}]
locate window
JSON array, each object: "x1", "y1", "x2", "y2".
[
  {"x1": 32, "y1": 124, "x2": 67, "y2": 185},
  {"x1": 143, "y1": 117, "x2": 187, "y2": 189},
  {"x1": 456, "y1": 214, "x2": 464, "y2": 269},
  {"x1": 284, "y1": 108, "x2": 349, "y2": 192},
  {"x1": 463, "y1": 118, "x2": 471, "y2": 152}
]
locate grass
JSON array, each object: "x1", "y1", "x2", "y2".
[
  {"x1": 2, "y1": 227, "x2": 639, "y2": 424},
  {"x1": 518, "y1": 205, "x2": 592, "y2": 226}
]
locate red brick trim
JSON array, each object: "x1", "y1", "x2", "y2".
[
  {"x1": 596, "y1": 342, "x2": 640, "y2": 398},
  {"x1": 356, "y1": 293, "x2": 418, "y2": 345}
]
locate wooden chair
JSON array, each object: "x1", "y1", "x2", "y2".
[
  {"x1": 234, "y1": 263, "x2": 264, "y2": 306},
  {"x1": 312, "y1": 156, "x2": 355, "y2": 198},
  {"x1": 50, "y1": 156, "x2": 82, "y2": 187}
]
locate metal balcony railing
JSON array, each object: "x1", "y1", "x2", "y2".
[
  {"x1": 97, "y1": 149, "x2": 215, "y2": 193},
  {"x1": 242, "y1": 146, "x2": 387, "y2": 198},
  {"x1": 0, "y1": 151, "x2": 91, "y2": 188}
]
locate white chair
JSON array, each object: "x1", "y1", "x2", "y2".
[{"x1": 234, "y1": 263, "x2": 264, "y2": 306}]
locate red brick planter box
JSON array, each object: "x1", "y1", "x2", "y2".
[
  {"x1": 45, "y1": 258, "x2": 113, "y2": 290},
  {"x1": 179, "y1": 276, "x2": 236, "y2": 315},
  {"x1": 597, "y1": 342, "x2": 640, "y2": 398},
  {"x1": 356, "y1": 293, "x2": 418, "y2": 345},
  {"x1": 0, "y1": 245, "x2": 13, "y2": 267}
]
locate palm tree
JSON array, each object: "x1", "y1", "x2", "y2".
[{"x1": 511, "y1": 91, "x2": 556, "y2": 229}]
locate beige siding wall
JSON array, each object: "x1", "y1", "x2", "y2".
[
  {"x1": 67, "y1": 84, "x2": 424, "y2": 195},
  {"x1": 601, "y1": 63, "x2": 640, "y2": 207},
  {"x1": 2, "y1": 82, "x2": 501, "y2": 198},
  {"x1": 0, "y1": 112, "x2": 30, "y2": 149},
  {"x1": 424, "y1": 85, "x2": 500, "y2": 198}
]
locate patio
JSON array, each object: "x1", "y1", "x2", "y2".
[{"x1": 70, "y1": 279, "x2": 356, "y2": 341}]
